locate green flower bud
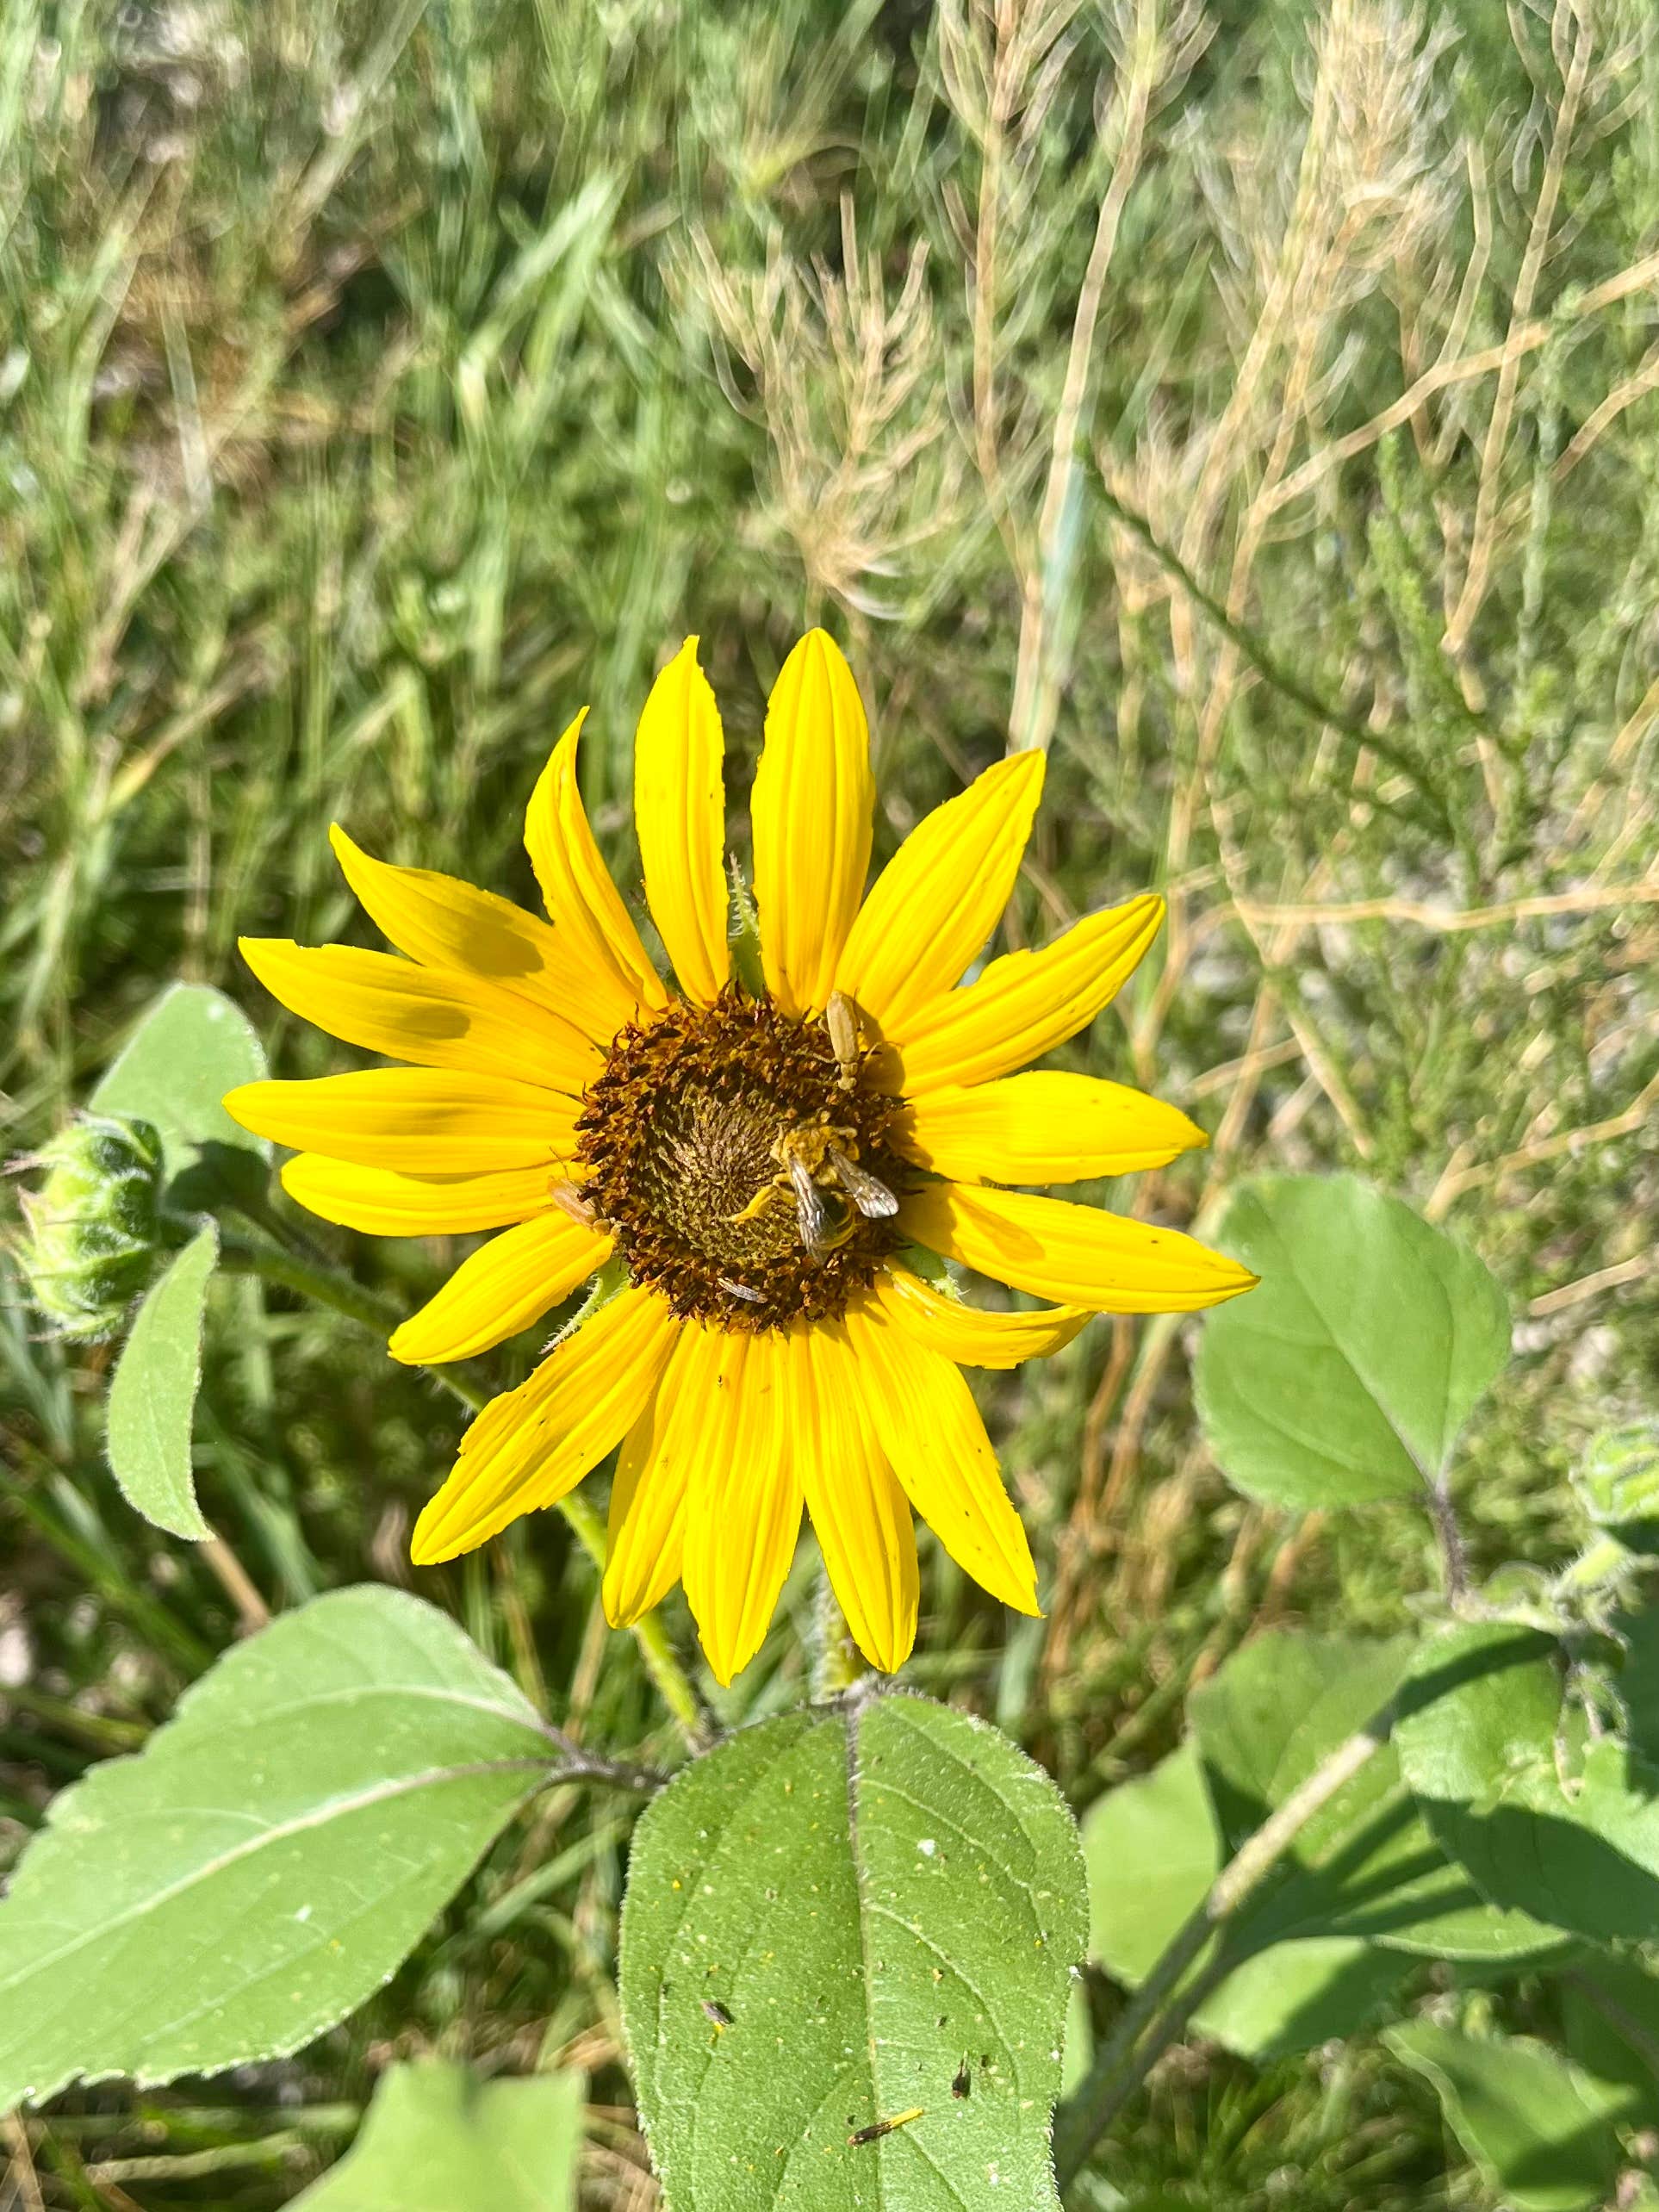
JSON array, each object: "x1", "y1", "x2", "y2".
[
  {"x1": 1572, "y1": 1422, "x2": 1659, "y2": 1557},
  {"x1": 11, "y1": 1114, "x2": 166, "y2": 1342}
]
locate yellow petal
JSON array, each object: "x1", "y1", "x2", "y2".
[
  {"x1": 753, "y1": 631, "x2": 873, "y2": 1016},
  {"x1": 411, "y1": 1287, "x2": 679, "y2": 1563},
  {"x1": 833, "y1": 752, "x2": 1044, "y2": 1030},
  {"x1": 837, "y1": 1296, "x2": 1037, "y2": 1615},
  {"x1": 226, "y1": 1071, "x2": 579, "y2": 1173},
  {"x1": 328, "y1": 823, "x2": 619, "y2": 1048},
  {"x1": 388, "y1": 1213, "x2": 612, "y2": 1364},
  {"x1": 524, "y1": 707, "x2": 667, "y2": 1030},
  {"x1": 901, "y1": 1180, "x2": 1258, "y2": 1313},
  {"x1": 681, "y1": 1325, "x2": 804, "y2": 1685},
  {"x1": 281, "y1": 1154, "x2": 564, "y2": 1235},
  {"x1": 239, "y1": 939, "x2": 598, "y2": 1095},
  {"x1": 874, "y1": 1263, "x2": 1091, "y2": 1369},
  {"x1": 633, "y1": 637, "x2": 730, "y2": 1005},
  {"x1": 604, "y1": 1323, "x2": 743, "y2": 1627},
  {"x1": 801, "y1": 1324, "x2": 918, "y2": 1675},
  {"x1": 889, "y1": 893, "x2": 1165, "y2": 1097},
  {"x1": 898, "y1": 1071, "x2": 1205, "y2": 1184}
]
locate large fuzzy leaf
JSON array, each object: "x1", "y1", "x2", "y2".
[
  {"x1": 0, "y1": 1588, "x2": 554, "y2": 2109},
  {"x1": 619, "y1": 1693, "x2": 1087, "y2": 2210}
]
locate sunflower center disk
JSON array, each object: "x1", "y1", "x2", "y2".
[{"x1": 574, "y1": 988, "x2": 907, "y2": 1331}]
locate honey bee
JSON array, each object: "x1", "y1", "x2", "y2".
[
  {"x1": 721, "y1": 1052, "x2": 898, "y2": 1255},
  {"x1": 781, "y1": 1146, "x2": 834, "y2": 1253},
  {"x1": 776, "y1": 1128, "x2": 898, "y2": 1255}
]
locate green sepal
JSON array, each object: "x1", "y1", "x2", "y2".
[{"x1": 726, "y1": 856, "x2": 765, "y2": 998}]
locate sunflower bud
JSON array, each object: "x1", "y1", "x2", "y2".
[
  {"x1": 11, "y1": 1114, "x2": 166, "y2": 1342},
  {"x1": 1573, "y1": 1422, "x2": 1659, "y2": 1558}
]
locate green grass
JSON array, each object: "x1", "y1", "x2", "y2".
[{"x1": 3, "y1": 0, "x2": 1658, "y2": 2202}]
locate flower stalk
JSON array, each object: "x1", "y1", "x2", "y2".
[{"x1": 1053, "y1": 1698, "x2": 1397, "y2": 2187}]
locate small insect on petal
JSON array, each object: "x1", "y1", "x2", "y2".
[
  {"x1": 825, "y1": 991, "x2": 861, "y2": 1090},
  {"x1": 849, "y1": 2108, "x2": 925, "y2": 2147},
  {"x1": 718, "y1": 1277, "x2": 765, "y2": 1304},
  {"x1": 701, "y1": 1999, "x2": 733, "y2": 2031},
  {"x1": 828, "y1": 1146, "x2": 898, "y2": 1219},
  {"x1": 550, "y1": 1177, "x2": 597, "y2": 1227}
]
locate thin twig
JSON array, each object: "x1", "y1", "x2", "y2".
[
  {"x1": 1426, "y1": 1068, "x2": 1659, "y2": 1218},
  {"x1": 199, "y1": 1536, "x2": 271, "y2": 1634},
  {"x1": 1231, "y1": 883, "x2": 1659, "y2": 931},
  {"x1": 3, "y1": 2116, "x2": 46, "y2": 2212},
  {"x1": 1528, "y1": 1252, "x2": 1654, "y2": 1317},
  {"x1": 1096, "y1": 477, "x2": 1456, "y2": 829},
  {"x1": 1445, "y1": 0, "x2": 1592, "y2": 659},
  {"x1": 1258, "y1": 243, "x2": 1659, "y2": 525}
]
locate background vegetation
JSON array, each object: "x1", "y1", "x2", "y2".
[{"x1": 3, "y1": 0, "x2": 1657, "y2": 2202}]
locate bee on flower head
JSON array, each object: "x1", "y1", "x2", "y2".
[{"x1": 226, "y1": 630, "x2": 1255, "y2": 1684}]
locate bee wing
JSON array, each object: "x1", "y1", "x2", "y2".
[
  {"x1": 829, "y1": 1146, "x2": 898, "y2": 1220},
  {"x1": 786, "y1": 1154, "x2": 831, "y2": 1252}
]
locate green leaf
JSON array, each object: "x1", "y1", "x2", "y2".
[
  {"x1": 1397, "y1": 1622, "x2": 1659, "y2": 1945},
  {"x1": 1613, "y1": 1600, "x2": 1659, "y2": 1763},
  {"x1": 1078, "y1": 1637, "x2": 1560, "y2": 2070},
  {"x1": 1560, "y1": 1959, "x2": 1659, "y2": 2129},
  {"x1": 1084, "y1": 1743, "x2": 1212, "y2": 1973},
  {"x1": 1084, "y1": 1743, "x2": 1216, "y2": 1986},
  {"x1": 618, "y1": 1693, "x2": 1087, "y2": 2211},
  {"x1": 291, "y1": 2059, "x2": 584, "y2": 2211},
  {"x1": 105, "y1": 1222, "x2": 218, "y2": 1540},
  {"x1": 1193, "y1": 1175, "x2": 1510, "y2": 1510},
  {"x1": 1388, "y1": 2022, "x2": 1629, "y2": 2212},
  {"x1": 1190, "y1": 1631, "x2": 1557, "y2": 1964},
  {"x1": 1190, "y1": 1631, "x2": 1411, "y2": 1851},
  {"x1": 90, "y1": 982, "x2": 270, "y2": 1202},
  {"x1": 1574, "y1": 1422, "x2": 1659, "y2": 1557},
  {"x1": 0, "y1": 1587, "x2": 553, "y2": 2109},
  {"x1": 1081, "y1": 1742, "x2": 1408, "y2": 2061}
]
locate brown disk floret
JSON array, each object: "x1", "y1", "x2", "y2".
[{"x1": 574, "y1": 987, "x2": 908, "y2": 1332}]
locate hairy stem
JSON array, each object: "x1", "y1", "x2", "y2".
[
  {"x1": 1053, "y1": 1699, "x2": 1395, "y2": 2188},
  {"x1": 541, "y1": 1725, "x2": 670, "y2": 1795},
  {"x1": 1427, "y1": 1477, "x2": 1470, "y2": 1604},
  {"x1": 811, "y1": 1566, "x2": 865, "y2": 1700}
]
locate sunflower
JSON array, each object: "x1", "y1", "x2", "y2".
[{"x1": 225, "y1": 631, "x2": 1254, "y2": 1683}]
